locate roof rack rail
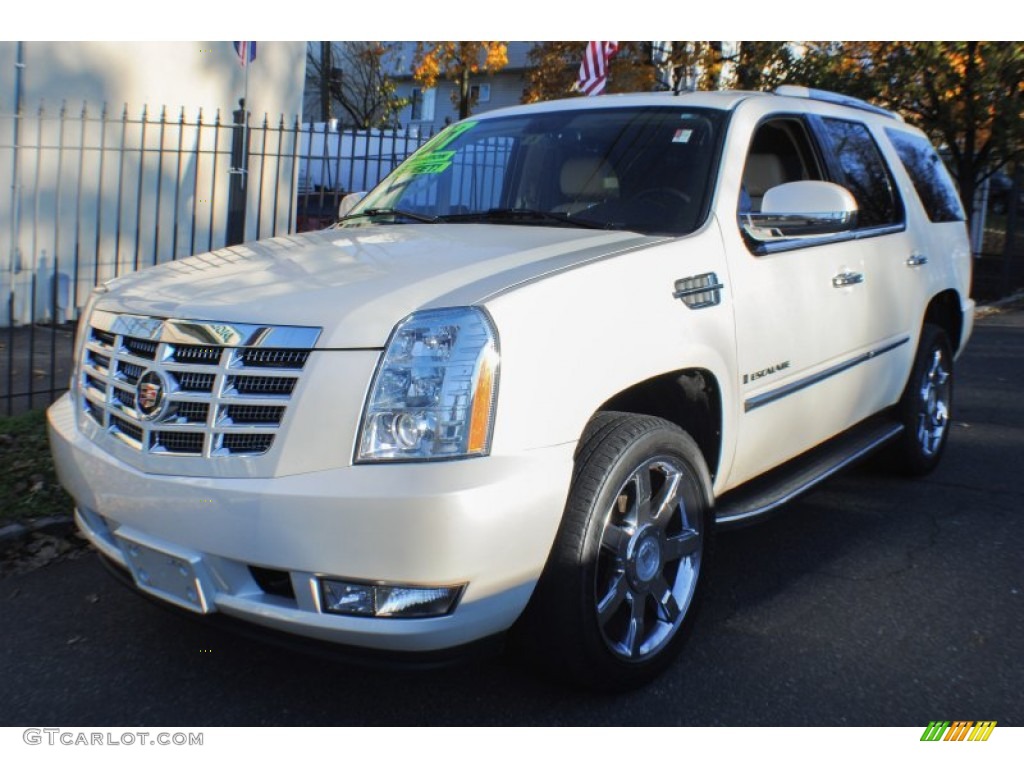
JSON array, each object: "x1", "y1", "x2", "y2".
[{"x1": 774, "y1": 85, "x2": 904, "y2": 122}]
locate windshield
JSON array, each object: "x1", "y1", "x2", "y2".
[{"x1": 343, "y1": 106, "x2": 726, "y2": 236}]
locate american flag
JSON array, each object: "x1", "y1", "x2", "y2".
[
  {"x1": 577, "y1": 41, "x2": 619, "y2": 96},
  {"x1": 233, "y1": 41, "x2": 257, "y2": 67}
]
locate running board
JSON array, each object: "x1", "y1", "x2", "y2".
[{"x1": 714, "y1": 416, "x2": 904, "y2": 528}]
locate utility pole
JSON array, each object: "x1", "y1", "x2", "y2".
[
  {"x1": 8, "y1": 43, "x2": 25, "y2": 303},
  {"x1": 320, "y1": 42, "x2": 333, "y2": 122}
]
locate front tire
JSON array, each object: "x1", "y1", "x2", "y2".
[{"x1": 526, "y1": 412, "x2": 713, "y2": 691}]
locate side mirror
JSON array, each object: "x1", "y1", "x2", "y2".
[
  {"x1": 338, "y1": 191, "x2": 367, "y2": 220},
  {"x1": 741, "y1": 181, "x2": 857, "y2": 242}
]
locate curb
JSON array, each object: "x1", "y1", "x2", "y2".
[
  {"x1": 0, "y1": 515, "x2": 75, "y2": 553},
  {"x1": 976, "y1": 289, "x2": 1024, "y2": 315}
]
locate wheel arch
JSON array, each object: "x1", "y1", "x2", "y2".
[
  {"x1": 591, "y1": 368, "x2": 723, "y2": 482},
  {"x1": 923, "y1": 289, "x2": 964, "y2": 354}
]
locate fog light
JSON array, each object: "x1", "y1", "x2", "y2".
[
  {"x1": 321, "y1": 581, "x2": 376, "y2": 616},
  {"x1": 319, "y1": 578, "x2": 464, "y2": 618}
]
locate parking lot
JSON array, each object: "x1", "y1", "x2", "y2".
[{"x1": 1, "y1": 307, "x2": 1021, "y2": 726}]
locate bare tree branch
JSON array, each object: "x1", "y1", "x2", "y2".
[{"x1": 306, "y1": 42, "x2": 408, "y2": 129}]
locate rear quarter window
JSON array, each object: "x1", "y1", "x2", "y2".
[{"x1": 884, "y1": 128, "x2": 966, "y2": 223}]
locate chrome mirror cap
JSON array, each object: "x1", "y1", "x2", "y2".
[
  {"x1": 742, "y1": 180, "x2": 858, "y2": 242},
  {"x1": 337, "y1": 191, "x2": 368, "y2": 220}
]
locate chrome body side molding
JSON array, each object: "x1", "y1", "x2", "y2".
[{"x1": 745, "y1": 337, "x2": 910, "y2": 413}]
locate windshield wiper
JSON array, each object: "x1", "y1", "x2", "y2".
[
  {"x1": 342, "y1": 208, "x2": 439, "y2": 224},
  {"x1": 438, "y1": 208, "x2": 612, "y2": 230}
]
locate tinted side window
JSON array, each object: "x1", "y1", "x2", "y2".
[
  {"x1": 884, "y1": 128, "x2": 965, "y2": 223},
  {"x1": 820, "y1": 118, "x2": 902, "y2": 229}
]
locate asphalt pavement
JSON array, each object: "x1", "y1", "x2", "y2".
[{"x1": 1, "y1": 309, "x2": 1021, "y2": 726}]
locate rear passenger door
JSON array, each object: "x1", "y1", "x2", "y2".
[
  {"x1": 813, "y1": 116, "x2": 920, "y2": 352},
  {"x1": 724, "y1": 113, "x2": 915, "y2": 486}
]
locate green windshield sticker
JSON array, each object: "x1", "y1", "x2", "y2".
[
  {"x1": 398, "y1": 120, "x2": 479, "y2": 176},
  {"x1": 423, "y1": 120, "x2": 478, "y2": 151},
  {"x1": 401, "y1": 150, "x2": 457, "y2": 175}
]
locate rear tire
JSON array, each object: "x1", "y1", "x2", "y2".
[
  {"x1": 524, "y1": 412, "x2": 713, "y2": 691},
  {"x1": 892, "y1": 324, "x2": 954, "y2": 475}
]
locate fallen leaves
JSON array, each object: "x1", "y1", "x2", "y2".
[{"x1": 0, "y1": 530, "x2": 88, "y2": 578}]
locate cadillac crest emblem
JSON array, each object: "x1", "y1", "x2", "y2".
[{"x1": 136, "y1": 370, "x2": 167, "y2": 419}]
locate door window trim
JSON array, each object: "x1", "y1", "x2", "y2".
[{"x1": 739, "y1": 113, "x2": 907, "y2": 256}]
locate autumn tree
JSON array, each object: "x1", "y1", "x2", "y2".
[
  {"x1": 789, "y1": 41, "x2": 1024, "y2": 217},
  {"x1": 306, "y1": 41, "x2": 407, "y2": 129},
  {"x1": 731, "y1": 42, "x2": 795, "y2": 90},
  {"x1": 522, "y1": 41, "x2": 581, "y2": 102},
  {"x1": 522, "y1": 41, "x2": 789, "y2": 99},
  {"x1": 606, "y1": 42, "x2": 655, "y2": 93},
  {"x1": 412, "y1": 42, "x2": 508, "y2": 120},
  {"x1": 522, "y1": 42, "x2": 654, "y2": 103},
  {"x1": 522, "y1": 40, "x2": 1024, "y2": 219},
  {"x1": 651, "y1": 41, "x2": 795, "y2": 91},
  {"x1": 652, "y1": 42, "x2": 719, "y2": 92}
]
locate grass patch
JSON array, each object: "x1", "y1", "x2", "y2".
[{"x1": 0, "y1": 409, "x2": 73, "y2": 525}]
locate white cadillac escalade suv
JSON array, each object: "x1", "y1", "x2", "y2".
[{"x1": 48, "y1": 87, "x2": 973, "y2": 690}]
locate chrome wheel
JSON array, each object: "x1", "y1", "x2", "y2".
[
  {"x1": 916, "y1": 347, "x2": 951, "y2": 457},
  {"x1": 523, "y1": 413, "x2": 711, "y2": 690},
  {"x1": 595, "y1": 455, "x2": 703, "y2": 661},
  {"x1": 893, "y1": 324, "x2": 955, "y2": 476}
]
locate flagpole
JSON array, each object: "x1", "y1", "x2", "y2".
[{"x1": 241, "y1": 49, "x2": 249, "y2": 190}]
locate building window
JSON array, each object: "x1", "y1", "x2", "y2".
[
  {"x1": 410, "y1": 87, "x2": 436, "y2": 122},
  {"x1": 470, "y1": 84, "x2": 491, "y2": 104}
]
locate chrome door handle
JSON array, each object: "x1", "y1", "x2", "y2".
[
  {"x1": 832, "y1": 271, "x2": 864, "y2": 288},
  {"x1": 906, "y1": 253, "x2": 929, "y2": 267}
]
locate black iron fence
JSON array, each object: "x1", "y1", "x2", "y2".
[
  {"x1": 1, "y1": 102, "x2": 433, "y2": 414},
  {"x1": 973, "y1": 165, "x2": 1024, "y2": 302}
]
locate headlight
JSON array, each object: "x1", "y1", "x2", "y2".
[{"x1": 356, "y1": 307, "x2": 499, "y2": 462}]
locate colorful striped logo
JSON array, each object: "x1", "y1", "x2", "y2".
[{"x1": 920, "y1": 721, "x2": 997, "y2": 741}]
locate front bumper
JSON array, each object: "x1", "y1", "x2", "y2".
[{"x1": 48, "y1": 394, "x2": 575, "y2": 652}]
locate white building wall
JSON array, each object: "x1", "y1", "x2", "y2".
[
  {"x1": 395, "y1": 71, "x2": 527, "y2": 132},
  {"x1": 0, "y1": 42, "x2": 305, "y2": 326},
  {"x1": 0, "y1": 41, "x2": 304, "y2": 120},
  {"x1": 486, "y1": 70, "x2": 527, "y2": 112}
]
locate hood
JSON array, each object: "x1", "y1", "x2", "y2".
[{"x1": 96, "y1": 224, "x2": 663, "y2": 348}]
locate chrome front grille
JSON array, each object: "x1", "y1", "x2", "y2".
[{"x1": 78, "y1": 310, "x2": 320, "y2": 458}]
